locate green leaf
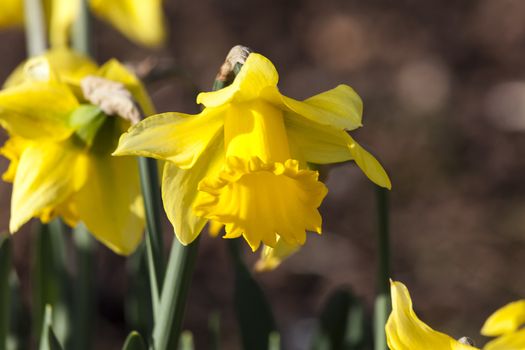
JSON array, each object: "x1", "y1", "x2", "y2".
[
  {"x1": 122, "y1": 331, "x2": 147, "y2": 350},
  {"x1": 311, "y1": 289, "x2": 368, "y2": 350},
  {"x1": 69, "y1": 104, "x2": 108, "y2": 147},
  {"x1": 373, "y1": 293, "x2": 390, "y2": 350},
  {"x1": 71, "y1": 224, "x2": 95, "y2": 350},
  {"x1": 32, "y1": 221, "x2": 71, "y2": 344},
  {"x1": 179, "y1": 331, "x2": 194, "y2": 350},
  {"x1": 150, "y1": 239, "x2": 199, "y2": 350},
  {"x1": 268, "y1": 332, "x2": 280, "y2": 350},
  {"x1": 39, "y1": 305, "x2": 64, "y2": 350},
  {"x1": 228, "y1": 241, "x2": 276, "y2": 350},
  {"x1": 7, "y1": 270, "x2": 30, "y2": 350},
  {"x1": 0, "y1": 235, "x2": 11, "y2": 350},
  {"x1": 126, "y1": 244, "x2": 154, "y2": 340},
  {"x1": 208, "y1": 312, "x2": 220, "y2": 350}
]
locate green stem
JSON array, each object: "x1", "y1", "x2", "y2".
[
  {"x1": 374, "y1": 186, "x2": 391, "y2": 350},
  {"x1": 23, "y1": 0, "x2": 47, "y2": 57},
  {"x1": 70, "y1": 3, "x2": 96, "y2": 349},
  {"x1": 149, "y1": 50, "x2": 246, "y2": 349},
  {"x1": 71, "y1": 0, "x2": 92, "y2": 56},
  {"x1": 150, "y1": 239, "x2": 199, "y2": 350},
  {"x1": 0, "y1": 236, "x2": 11, "y2": 350},
  {"x1": 138, "y1": 157, "x2": 165, "y2": 320},
  {"x1": 72, "y1": 224, "x2": 95, "y2": 350}
]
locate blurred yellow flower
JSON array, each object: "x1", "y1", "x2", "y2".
[
  {"x1": 387, "y1": 281, "x2": 525, "y2": 350},
  {"x1": 115, "y1": 53, "x2": 390, "y2": 252},
  {"x1": 0, "y1": 0, "x2": 166, "y2": 48},
  {"x1": 0, "y1": 49, "x2": 153, "y2": 255}
]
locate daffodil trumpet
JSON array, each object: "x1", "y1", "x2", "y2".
[
  {"x1": 387, "y1": 281, "x2": 525, "y2": 350},
  {"x1": 115, "y1": 51, "x2": 391, "y2": 254},
  {"x1": 0, "y1": 49, "x2": 154, "y2": 255}
]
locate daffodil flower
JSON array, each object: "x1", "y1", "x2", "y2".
[
  {"x1": 387, "y1": 281, "x2": 525, "y2": 350},
  {"x1": 114, "y1": 52, "x2": 390, "y2": 252},
  {"x1": 0, "y1": 0, "x2": 166, "y2": 48},
  {"x1": 0, "y1": 48, "x2": 153, "y2": 255}
]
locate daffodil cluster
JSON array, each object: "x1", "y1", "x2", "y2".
[
  {"x1": 114, "y1": 53, "x2": 391, "y2": 253},
  {"x1": 387, "y1": 281, "x2": 525, "y2": 350},
  {"x1": 0, "y1": 0, "x2": 166, "y2": 48},
  {"x1": 0, "y1": 49, "x2": 154, "y2": 254}
]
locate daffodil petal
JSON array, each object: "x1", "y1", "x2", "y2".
[
  {"x1": 194, "y1": 157, "x2": 327, "y2": 251},
  {"x1": 96, "y1": 59, "x2": 156, "y2": 116},
  {"x1": 4, "y1": 49, "x2": 98, "y2": 90},
  {"x1": 208, "y1": 221, "x2": 223, "y2": 237},
  {"x1": 90, "y1": 0, "x2": 166, "y2": 47},
  {"x1": 75, "y1": 153, "x2": 144, "y2": 255},
  {"x1": 49, "y1": 0, "x2": 79, "y2": 48},
  {"x1": 285, "y1": 112, "x2": 354, "y2": 164},
  {"x1": 0, "y1": 0, "x2": 23, "y2": 28},
  {"x1": 162, "y1": 132, "x2": 225, "y2": 245},
  {"x1": 386, "y1": 281, "x2": 479, "y2": 350},
  {"x1": 264, "y1": 84, "x2": 362, "y2": 131},
  {"x1": 254, "y1": 238, "x2": 300, "y2": 272},
  {"x1": 0, "y1": 81, "x2": 77, "y2": 140},
  {"x1": 285, "y1": 113, "x2": 391, "y2": 189},
  {"x1": 347, "y1": 135, "x2": 391, "y2": 189},
  {"x1": 481, "y1": 300, "x2": 525, "y2": 337},
  {"x1": 196, "y1": 53, "x2": 279, "y2": 107},
  {"x1": 114, "y1": 108, "x2": 225, "y2": 169},
  {"x1": 484, "y1": 329, "x2": 525, "y2": 350},
  {"x1": 0, "y1": 136, "x2": 27, "y2": 182},
  {"x1": 10, "y1": 141, "x2": 87, "y2": 233}
]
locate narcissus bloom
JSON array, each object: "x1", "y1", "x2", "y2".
[
  {"x1": 387, "y1": 281, "x2": 525, "y2": 350},
  {"x1": 0, "y1": 0, "x2": 166, "y2": 48},
  {"x1": 115, "y1": 53, "x2": 391, "y2": 251},
  {"x1": 0, "y1": 49, "x2": 153, "y2": 255}
]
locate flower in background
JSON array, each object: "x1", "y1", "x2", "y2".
[
  {"x1": 387, "y1": 280, "x2": 525, "y2": 350},
  {"x1": 115, "y1": 52, "x2": 391, "y2": 253},
  {"x1": 0, "y1": 48, "x2": 153, "y2": 254},
  {"x1": 0, "y1": 0, "x2": 166, "y2": 48}
]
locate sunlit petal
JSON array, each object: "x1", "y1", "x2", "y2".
[
  {"x1": 90, "y1": 0, "x2": 166, "y2": 48},
  {"x1": 254, "y1": 238, "x2": 299, "y2": 272},
  {"x1": 10, "y1": 141, "x2": 87, "y2": 233},
  {"x1": 264, "y1": 84, "x2": 363, "y2": 130},
  {"x1": 75, "y1": 153, "x2": 144, "y2": 255},
  {"x1": 484, "y1": 329, "x2": 525, "y2": 350},
  {"x1": 114, "y1": 108, "x2": 225, "y2": 169},
  {"x1": 162, "y1": 133, "x2": 224, "y2": 245},
  {"x1": 387, "y1": 281, "x2": 478, "y2": 350},
  {"x1": 197, "y1": 53, "x2": 279, "y2": 107},
  {"x1": 0, "y1": 81, "x2": 77, "y2": 140},
  {"x1": 481, "y1": 300, "x2": 525, "y2": 337}
]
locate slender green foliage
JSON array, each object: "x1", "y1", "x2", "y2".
[
  {"x1": 150, "y1": 239, "x2": 199, "y2": 350},
  {"x1": 228, "y1": 240, "x2": 276, "y2": 350},
  {"x1": 122, "y1": 331, "x2": 147, "y2": 350},
  {"x1": 39, "y1": 306, "x2": 64, "y2": 350},
  {"x1": 138, "y1": 156, "x2": 166, "y2": 319},
  {"x1": 208, "y1": 312, "x2": 220, "y2": 350},
  {"x1": 0, "y1": 235, "x2": 11, "y2": 350},
  {"x1": 23, "y1": 0, "x2": 47, "y2": 56},
  {"x1": 374, "y1": 186, "x2": 391, "y2": 350}
]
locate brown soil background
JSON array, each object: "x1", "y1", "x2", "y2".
[{"x1": 1, "y1": 0, "x2": 525, "y2": 348}]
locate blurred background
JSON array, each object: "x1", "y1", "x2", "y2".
[{"x1": 1, "y1": 0, "x2": 525, "y2": 348}]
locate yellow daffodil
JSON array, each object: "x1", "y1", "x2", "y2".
[
  {"x1": 114, "y1": 52, "x2": 390, "y2": 252},
  {"x1": 0, "y1": 0, "x2": 166, "y2": 48},
  {"x1": 387, "y1": 281, "x2": 525, "y2": 350},
  {"x1": 0, "y1": 48, "x2": 153, "y2": 255}
]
